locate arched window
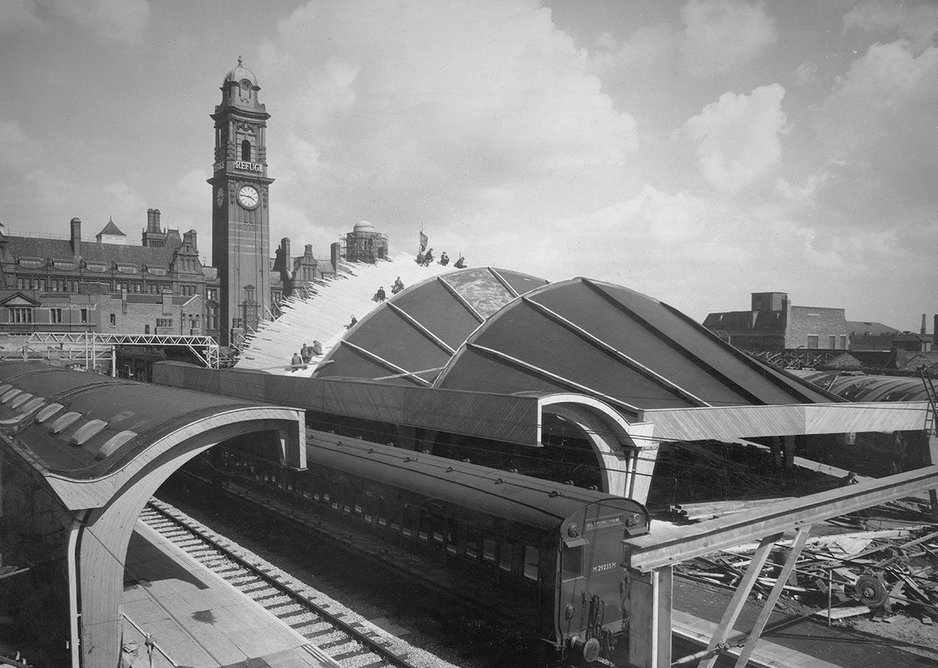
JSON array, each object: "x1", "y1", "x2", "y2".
[{"x1": 241, "y1": 140, "x2": 251, "y2": 162}]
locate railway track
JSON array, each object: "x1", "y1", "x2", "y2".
[{"x1": 140, "y1": 498, "x2": 425, "y2": 668}]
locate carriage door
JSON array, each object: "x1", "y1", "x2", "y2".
[{"x1": 559, "y1": 504, "x2": 627, "y2": 648}]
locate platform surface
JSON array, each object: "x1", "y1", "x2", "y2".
[{"x1": 121, "y1": 521, "x2": 336, "y2": 668}]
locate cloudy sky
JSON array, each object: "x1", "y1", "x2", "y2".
[{"x1": 0, "y1": 0, "x2": 935, "y2": 329}]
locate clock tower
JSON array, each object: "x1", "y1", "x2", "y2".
[{"x1": 210, "y1": 57, "x2": 273, "y2": 346}]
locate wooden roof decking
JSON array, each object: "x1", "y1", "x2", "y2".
[{"x1": 235, "y1": 252, "x2": 455, "y2": 375}]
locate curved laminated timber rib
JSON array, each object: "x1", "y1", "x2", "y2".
[{"x1": 0, "y1": 361, "x2": 304, "y2": 668}]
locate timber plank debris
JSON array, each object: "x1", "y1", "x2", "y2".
[{"x1": 675, "y1": 520, "x2": 938, "y2": 625}]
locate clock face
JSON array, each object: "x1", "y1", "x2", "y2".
[{"x1": 237, "y1": 185, "x2": 259, "y2": 210}]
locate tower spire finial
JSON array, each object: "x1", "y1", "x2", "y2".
[{"x1": 237, "y1": 55, "x2": 243, "y2": 67}]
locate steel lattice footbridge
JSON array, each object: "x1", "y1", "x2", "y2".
[{"x1": 2, "y1": 331, "x2": 220, "y2": 369}]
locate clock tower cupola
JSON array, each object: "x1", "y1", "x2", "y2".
[{"x1": 210, "y1": 57, "x2": 273, "y2": 346}]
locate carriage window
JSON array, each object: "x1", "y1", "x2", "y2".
[
  {"x1": 446, "y1": 520, "x2": 465, "y2": 556},
  {"x1": 375, "y1": 495, "x2": 388, "y2": 527},
  {"x1": 444, "y1": 520, "x2": 459, "y2": 555},
  {"x1": 423, "y1": 511, "x2": 445, "y2": 545},
  {"x1": 417, "y1": 510, "x2": 431, "y2": 542},
  {"x1": 524, "y1": 545, "x2": 540, "y2": 581},
  {"x1": 482, "y1": 535, "x2": 497, "y2": 563},
  {"x1": 342, "y1": 485, "x2": 355, "y2": 514},
  {"x1": 465, "y1": 528, "x2": 480, "y2": 560},
  {"x1": 499, "y1": 541, "x2": 514, "y2": 572},
  {"x1": 562, "y1": 546, "x2": 584, "y2": 580},
  {"x1": 403, "y1": 507, "x2": 419, "y2": 539}
]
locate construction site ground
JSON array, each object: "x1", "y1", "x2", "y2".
[{"x1": 646, "y1": 440, "x2": 938, "y2": 666}]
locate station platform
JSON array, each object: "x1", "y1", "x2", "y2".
[{"x1": 120, "y1": 521, "x2": 337, "y2": 668}]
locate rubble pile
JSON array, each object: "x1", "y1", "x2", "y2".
[{"x1": 676, "y1": 521, "x2": 938, "y2": 625}]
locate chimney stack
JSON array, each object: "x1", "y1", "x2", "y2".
[
  {"x1": 921, "y1": 313, "x2": 927, "y2": 336},
  {"x1": 183, "y1": 229, "x2": 197, "y2": 252},
  {"x1": 70, "y1": 217, "x2": 81, "y2": 256}
]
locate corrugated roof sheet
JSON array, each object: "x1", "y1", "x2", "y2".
[{"x1": 791, "y1": 370, "x2": 930, "y2": 402}]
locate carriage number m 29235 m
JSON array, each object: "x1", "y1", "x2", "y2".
[{"x1": 592, "y1": 562, "x2": 617, "y2": 573}]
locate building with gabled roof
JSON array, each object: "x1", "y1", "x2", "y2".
[
  {"x1": 0, "y1": 215, "x2": 219, "y2": 342},
  {"x1": 95, "y1": 217, "x2": 130, "y2": 245},
  {"x1": 703, "y1": 291, "x2": 848, "y2": 351}
]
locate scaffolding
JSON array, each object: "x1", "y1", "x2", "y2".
[{"x1": 0, "y1": 332, "x2": 220, "y2": 372}]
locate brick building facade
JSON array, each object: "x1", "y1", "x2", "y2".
[
  {"x1": 704, "y1": 292, "x2": 849, "y2": 351},
  {"x1": 0, "y1": 214, "x2": 217, "y2": 338}
]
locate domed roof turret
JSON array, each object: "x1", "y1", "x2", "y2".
[
  {"x1": 223, "y1": 56, "x2": 258, "y2": 87},
  {"x1": 353, "y1": 221, "x2": 376, "y2": 233}
]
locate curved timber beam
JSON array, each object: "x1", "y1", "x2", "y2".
[
  {"x1": 538, "y1": 394, "x2": 658, "y2": 503},
  {"x1": 70, "y1": 407, "x2": 304, "y2": 668}
]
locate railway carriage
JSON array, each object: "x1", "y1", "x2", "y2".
[{"x1": 202, "y1": 432, "x2": 651, "y2": 666}]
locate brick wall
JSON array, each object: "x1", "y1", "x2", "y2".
[{"x1": 786, "y1": 306, "x2": 848, "y2": 349}]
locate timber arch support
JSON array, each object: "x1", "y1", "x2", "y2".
[
  {"x1": 538, "y1": 394, "x2": 657, "y2": 502},
  {"x1": 0, "y1": 361, "x2": 305, "y2": 668}
]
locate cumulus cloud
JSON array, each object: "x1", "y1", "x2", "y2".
[
  {"x1": 774, "y1": 169, "x2": 829, "y2": 205},
  {"x1": 844, "y1": 0, "x2": 938, "y2": 53},
  {"x1": 481, "y1": 184, "x2": 749, "y2": 298},
  {"x1": 513, "y1": 185, "x2": 899, "y2": 318},
  {"x1": 570, "y1": 185, "x2": 712, "y2": 244},
  {"x1": 592, "y1": 0, "x2": 776, "y2": 79},
  {"x1": 815, "y1": 41, "x2": 938, "y2": 156},
  {"x1": 0, "y1": 119, "x2": 36, "y2": 169},
  {"x1": 0, "y1": 1, "x2": 45, "y2": 35},
  {"x1": 681, "y1": 84, "x2": 789, "y2": 193},
  {"x1": 175, "y1": 169, "x2": 209, "y2": 204},
  {"x1": 813, "y1": 40, "x2": 938, "y2": 210},
  {"x1": 591, "y1": 23, "x2": 680, "y2": 74},
  {"x1": 793, "y1": 61, "x2": 818, "y2": 85},
  {"x1": 257, "y1": 0, "x2": 638, "y2": 238},
  {"x1": 103, "y1": 181, "x2": 147, "y2": 217},
  {"x1": 681, "y1": 0, "x2": 777, "y2": 76},
  {"x1": 42, "y1": 0, "x2": 150, "y2": 46}
]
